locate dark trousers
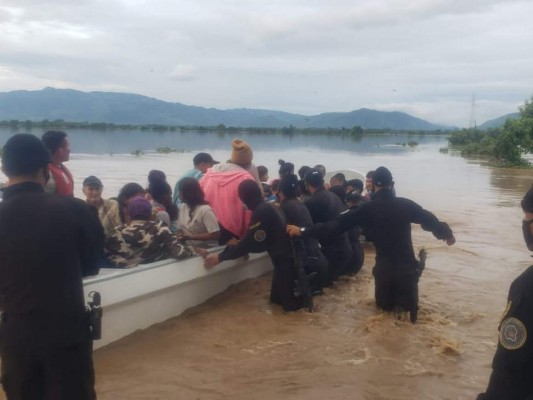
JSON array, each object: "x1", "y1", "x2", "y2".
[
  {"x1": 1, "y1": 328, "x2": 96, "y2": 400},
  {"x1": 269, "y1": 257, "x2": 303, "y2": 312},
  {"x1": 372, "y1": 259, "x2": 419, "y2": 318},
  {"x1": 322, "y1": 236, "x2": 352, "y2": 285}
]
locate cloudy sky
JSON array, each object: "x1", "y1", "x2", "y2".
[{"x1": 1, "y1": 0, "x2": 532, "y2": 127}]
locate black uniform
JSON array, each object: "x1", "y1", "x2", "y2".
[
  {"x1": 280, "y1": 198, "x2": 329, "y2": 292},
  {"x1": 0, "y1": 182, "x2": 104, "y2": 400},
  {"x1": 477, "y1": 265, "x2": 533, "y2": 400},
  {"x1": 305, "y1": 188, "x2": 453, "y2": 321},
  {"x1": 305, "y1": 187, "x2": 352, "y2": 284},
  {"x1": 218, "y1": 201, "x2": 303, "y2": 311}
]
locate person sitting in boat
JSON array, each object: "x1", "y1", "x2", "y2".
[
  {"x1": 82, "y1": 175, "x2": 121, "y2": 237},
  {"x1": 278, "y1": 159, "x2": 294, "y2": 179},
  {"x1": 204, "y1": 179, "x2": 306, "y2": 312},
  {"x1": 266, "y1": 178, "x2": 281, "y2": 205},
  {"x1": 200, "y1": 139, "x2": 263, "y2": 243},
  {"x1": 105, "y1": 196, "x2": 194, "y2": 268},
  {"x1": 257, "y1": 165, "x2": 272, "y2": 198},
  {"x1": 363, "y1": 170, "x2": 374, "y2": 201},
  {"x1": 173, "y1": 152, "x2": 219, "y2": 206},
  {"x1": 117, "y1": 182, "x2": 145, "y2": 224},
  {"x1": 176, "y1": 177, "x2": 220, "y2": 248},
  {"x1": 146, "y1": 170, "x2": 177, "y2": 230},
  {"x1": 279, "y1": 174, "x2": 328, "y2": 293}
]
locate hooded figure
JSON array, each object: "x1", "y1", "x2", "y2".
[{"x1": 200, "y1": 139, "x2": 263, "y2": 241}]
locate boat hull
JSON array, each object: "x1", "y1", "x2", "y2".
[{"x1": 83, "y1": 252, "x2": 272, "y2": 349}]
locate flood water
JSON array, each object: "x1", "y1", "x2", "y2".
[{"x1": 1, "y1": 129, "x2": 532, "y2": 399}]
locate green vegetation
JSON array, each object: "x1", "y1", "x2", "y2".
[
  {"x1": 0, "y1": 118, "x2": 448, "y2": 138},
  {"x1": 448, "y1": 96, "x2": 533, "y2": 167}
]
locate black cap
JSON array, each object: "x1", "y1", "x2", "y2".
[
  {"x1": 83, "y1": 175, "x2": 103, "y2": 187},
  {"x1": 1, "y1": 134, "x2": 51, "y2": 176},
  {"x1": 193, "y1": 152, "x2": 219, "y2": 166},
  {"x1": 373, "y1": 166, "x2": 393, "y2": 187}
]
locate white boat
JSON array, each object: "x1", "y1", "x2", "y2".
[
  {"x1": 83, "y1": 251, "x2": 272, "y2": 350},
  {"x1": 324, "y1": 169, "x2": 366, "y2": 183}
]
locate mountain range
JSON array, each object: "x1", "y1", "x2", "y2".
[
  {"x1": 477, "y1": 113, "x2": 519, "y2": 129},
  {"x1": 0, "y1": 88, "x2": 452, "y2": 131}
]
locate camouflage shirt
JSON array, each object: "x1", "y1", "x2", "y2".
[{"x1": 105, "y1": 220, "x2": 193, "y2": 268}]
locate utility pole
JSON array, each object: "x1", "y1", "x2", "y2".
[{"x1": 469, "y1": 93, "x2": 477, "y2": 129}]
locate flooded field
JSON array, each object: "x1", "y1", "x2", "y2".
[{"x1": 1, "y1": 132, "x2": 531, "y2": 399}]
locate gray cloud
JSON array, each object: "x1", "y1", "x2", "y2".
[{"x1": 0, "y1": 0, "x2": 532, "y2": 126}]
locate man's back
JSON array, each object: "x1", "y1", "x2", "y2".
[{"x1": 0, "y1": 182, "x2": 103, "y2": 344}]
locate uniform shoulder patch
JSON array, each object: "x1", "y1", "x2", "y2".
[
  {"x1": 499, "y1": 317, "x2": 527, "y2": 350},
  {"x1": 254, "y1": 230, "x2": 267, "y2": 242}
]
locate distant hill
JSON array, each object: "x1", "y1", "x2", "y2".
[
  {"x1": 0, "y1": 87, "x2": 446, "y2": 130},
  {"x1": 478, "y1": 112, "x2": 520, "y2": 129}
]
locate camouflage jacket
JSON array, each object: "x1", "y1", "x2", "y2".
[{"x1": 105, "y1": 220, "x2": 193, "y2": 268}]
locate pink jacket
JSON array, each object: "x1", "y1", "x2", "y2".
[{"x1": 200, "y1": 168, "x2": 252, "y2": 238}]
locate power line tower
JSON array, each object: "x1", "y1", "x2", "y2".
[{"x1": 469, "y1": 93, "x2": 477, "y2": 129}]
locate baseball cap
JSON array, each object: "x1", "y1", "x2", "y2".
[
  {"x1": 193, "y1": 152, "x2": 219, "y2": 165},
  {"x1": 83, "y1": 175, "x2": 103, "y2": 187},
  {"x1": 373, "y1": 166, "x2": 393, "y2": 187}
]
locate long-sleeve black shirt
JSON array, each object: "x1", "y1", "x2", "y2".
[
  {"x1": 305, "y1": 186, "x2": 348, "y2": 247},
  {"x1": 307, "y1": 188, "x2": 453, "y2": 264},
  {"x1": 477, "y1": 265, "x2": 533, "y2": 400},
  {"x1": 0, "y1": 182, "x2": 104, "y2": 344},
  {"x1": 219, "y1": 202, "x2": 291, "y2": 262}
]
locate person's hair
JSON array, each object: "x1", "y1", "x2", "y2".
[
  {"x1": 41, "y1": 131, "x2": 67, "y2": 154},
  {"x1": 346, "y1": 179, "x2": 364, "y2": 193},
  {"x1": 332, "y1": 172, "x2": 346, "y2": 184},
  {"x1": 305, "y1": 168, "x2": 324, "y2": 188},
  {"x1": 117, "y1": 182, "x2": 145, "y2": 223},
  {"x1": 1, "y1": 134, "x2": 50, "y2": 176},
  {"x1": 280, "y1": 174, "x2": 300, "y2": 199},
  {"x1": 147, "y1": 170, "x2": 177, "y2": 221},
  {"x1": 298, "y1": 165, "x2": 311, "y2": 180},
  {"x1": 257, "y1": 165, "x2": 268, "y2": 178},
  {"x1": 366, "y1": 170, "x2": 375, "y2": 179},
  {"x1": 522, "y1": 185, "x2": 533, "y2": 213},
  {"x1": 179, "y1": 177, "x2": 207, "y2": 220},
  {"x1": 278, "y1": 159, "x2": 294, "y2": 178},
  {"x1": 313, "y1": 164, "x2": 326, "y2": 177},
  {"x1": 238, "y1": 179, "x2": 263, "y2": 209}
]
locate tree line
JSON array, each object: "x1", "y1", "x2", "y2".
[
  {"x1": 0, "y1": 119, "x2": 447, "y2": 138},
  {"x1": 448, "y1": 96, "x2": 533, "y2": 167}
]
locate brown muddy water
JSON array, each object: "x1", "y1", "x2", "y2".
[{"x1": 2, "y1": 138, "x2": 532, "y2": 399}]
